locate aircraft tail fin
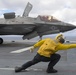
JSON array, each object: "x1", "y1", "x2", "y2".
[{"x1": 22, "y1": 2, "x2": 33, "y2": 17}]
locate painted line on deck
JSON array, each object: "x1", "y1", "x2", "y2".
[
  {"x1": 0, "y1": 68, "x2": 14, "y2": 70},
  {"x1": 0, "y1": 68, "x2": 76, "y2": 72},
  {"x1": 0, "y1": 68, "x2": 43, "y2": 71},
  {"x1": 10, "y1": 46, "x2": 33, "y2": 53}
]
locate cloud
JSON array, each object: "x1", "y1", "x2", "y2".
[{"x1": 53, "y1": 8, "x2": 76, "y2": 20}]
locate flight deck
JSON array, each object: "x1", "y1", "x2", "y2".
[{"x1": 0, "y1": 41, "x2": 76, "y2": 75}]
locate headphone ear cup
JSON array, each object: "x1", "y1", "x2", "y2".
[{"x1": 59, "y1": 38, "x2": 65, "y2": 43}]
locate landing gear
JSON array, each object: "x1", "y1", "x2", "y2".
[
  {"x1": 39, "y1": 36, "x2": 42, "y2": 41},
  {"x1": 0, "y1": 38, "x2": 3, "y2": 44},
  {"x1": 40, "y1": 36, "x2": 42, "y2": 40}
]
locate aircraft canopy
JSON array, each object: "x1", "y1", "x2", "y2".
[{"x1": 38, "y1": 15, "x2": 60, "y2": 22}]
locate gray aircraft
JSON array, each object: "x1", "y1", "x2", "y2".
[{"x1": 0, "y1": 2, "x2": 75, "y2": 44}]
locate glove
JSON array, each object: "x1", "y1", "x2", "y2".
[{"x1": 30, "y1": 46, "x2": 34, "y2": 53}]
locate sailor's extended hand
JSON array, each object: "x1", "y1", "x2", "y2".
[{"x1": 30, "y1": 46, "x2": 34, "y2": 53}]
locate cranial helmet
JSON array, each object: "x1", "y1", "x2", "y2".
[{"x1": 55, "y1": 34, "x2": 65, "y2": 43}]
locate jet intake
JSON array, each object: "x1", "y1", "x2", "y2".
[
  {"x1": 4, "y1": 12, "x2": 15, "y2": 19},
  {"x1": 23, "y1": 31, "x2": 38, "y2": 40}
]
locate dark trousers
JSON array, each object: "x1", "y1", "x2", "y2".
[{"x1": 21, "y1": 53, "x2": 61, "y2": 70}]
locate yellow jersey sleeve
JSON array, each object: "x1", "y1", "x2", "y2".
[
  {"x1": 34, "y1": 39, "x2": 46, "y2": 48},
  {"x1": 56, "y1": 43, "x2": 76, "y2": 50}
]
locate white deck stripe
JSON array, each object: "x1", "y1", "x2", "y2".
[
  {"x1": 0, "y1": 68, "x2": 14, "y2": 70},
  {"x1": 10, "y1": 46, "x2": 33, "y2": 53},
  {"x1": 0, "y1": 68, "x2": 43, "y2": 71}
]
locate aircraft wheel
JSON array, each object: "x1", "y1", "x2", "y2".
[{"x1": 0, "y1": 38, "x2": 3, "y2": 44}]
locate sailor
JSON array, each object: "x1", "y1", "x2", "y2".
[{"x1": 15, "y1": 34, "x2": 76, "y2": 73}]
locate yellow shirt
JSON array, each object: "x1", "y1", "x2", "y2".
[{"x1": 34, "y1": 38, "x2": 76, "y2": 57}]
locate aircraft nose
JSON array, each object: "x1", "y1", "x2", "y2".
[
  {"x1": 60, "y1": 23, "x2": 76, "y2": 32},
  {"x1": 69, "y1": 24, "x2": 76, "y2": 29},
  {"x1": 66, "y1": 24, "x2": 76, "y2": 31}
]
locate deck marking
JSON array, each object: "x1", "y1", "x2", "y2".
[
  {"x1": 0, "y1": 68, "x2": 43, "y2": 71},
  {"x1": 10, "y1": 46, "x2": 33, "y2": 53}
]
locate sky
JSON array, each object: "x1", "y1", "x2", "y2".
[
  {"x1": 0, "y1": 0, "x2": 76, "y2": 25},
  {"x1": 0, "y1": 0, "x2": 76, "y2": 37}
]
